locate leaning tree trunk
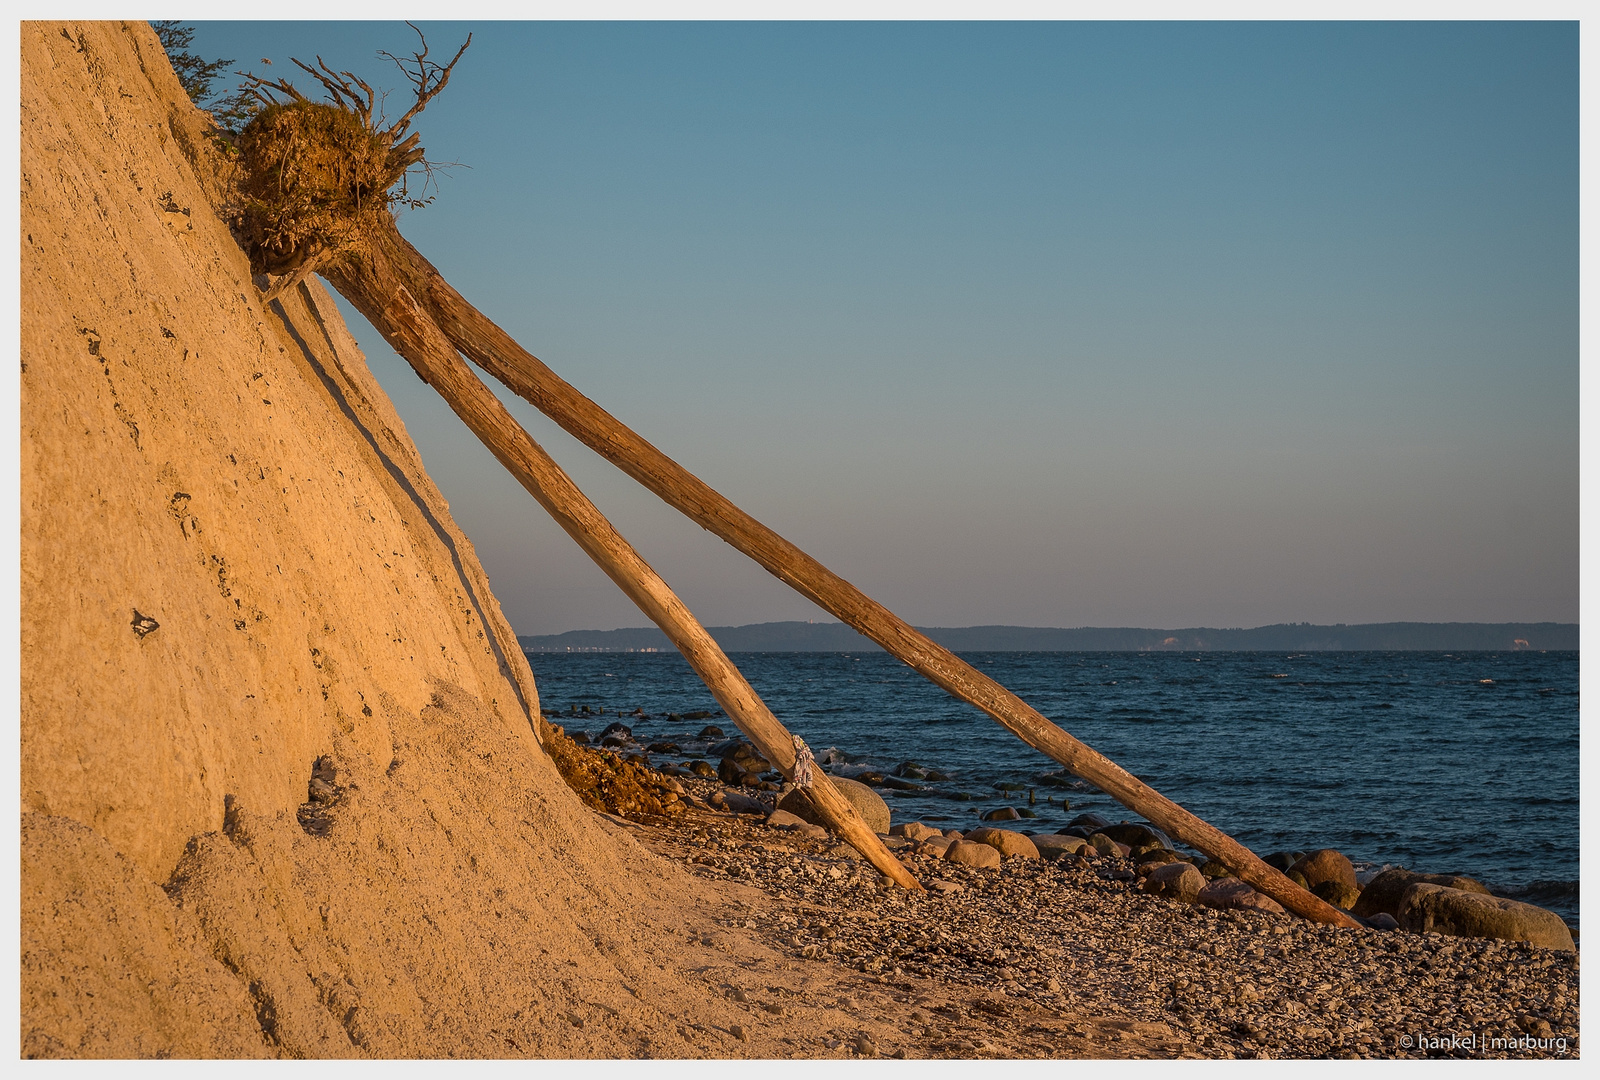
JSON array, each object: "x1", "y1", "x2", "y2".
[
  {"x1": 333, "y1": 217, "x2": 1360, "y2": 929},
  {"x1": 315, "y1": 248, "x2": 920, "y2": 891}
]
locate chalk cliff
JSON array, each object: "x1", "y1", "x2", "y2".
[{"x1": 20, "y1": 21, "x2": 756, "y2": 1057}]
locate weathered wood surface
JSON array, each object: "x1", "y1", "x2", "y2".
[
  {"x1": 317, "y1": 255, "x2": 920, "y2": 891},
  {"x1": 353, "y1": 220, "x2": 1359, "y2": 928}
]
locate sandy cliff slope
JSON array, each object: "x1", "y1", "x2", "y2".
[{"x1": 18, "y1": 21, "x2": 777, "y2": 1058}]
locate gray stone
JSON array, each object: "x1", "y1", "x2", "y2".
[
  {"x1": 778, "y1": 776, "x2": 891, "y2": 835},
  {"x1": 1398, "y1": 883, "x2": 1574, "y2": 951},
  {"x1": 720, "y1": 790, "x2": 767, "y2": 815}
]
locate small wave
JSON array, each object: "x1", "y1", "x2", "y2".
[{"x1": 1494, "y1": 880, "x2": 1579, "y2": 909}]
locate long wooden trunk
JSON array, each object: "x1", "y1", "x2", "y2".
[
  {"x1": 315, "y1": 254, "x2": 920, "y2": 891},
  {"x1": 353, "y1": 219, "x2": 1361, "y2": 928}
]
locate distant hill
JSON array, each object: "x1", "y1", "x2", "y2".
[{"x1": 518, "y1": 620, "x2": 1578, "y2": 653}]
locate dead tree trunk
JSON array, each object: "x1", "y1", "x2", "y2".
[
  {"x1": 341, "y1": 218, "x2": 1359, "y2": 928},
  {"x1": 316, "y1": 252, "x2": 920, "y2": 891}
]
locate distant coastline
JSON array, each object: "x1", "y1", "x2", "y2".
[{"x1": 518, "y1": 620, "x2": 1578, "y2": 653}]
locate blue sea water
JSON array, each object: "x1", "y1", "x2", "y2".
[{"x1": 526, "y1": 650, "x2": 1579, "y2": 925}]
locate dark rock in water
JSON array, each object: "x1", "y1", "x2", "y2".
[
  {"x1": 879, "y1": 776, "x2": 923, "y2": 791},
  {"x1": 569, "y1": 731, "x2": 592, "y2": 745},
  {"x1": 683, "y1": 710, "x2": 715, "y2": 720},
  {"x1": 600, "y1": 735, "x2": 630, "y2": 748},
  {"x1": 1399, "y1": 883, "x2": 1574, "y2": 951},
  {"x1": 600, "y1": 722, "x2": 633, "y2": 740},
  {"x1": 1069, "y1": 812, "x2": 1112, "y2": 832},
  {"x1": 1350, "y1": 868, "x2": 1493, "y2": 920},
  {"x1": 1263, "y1": 852, "x2": 1299, "y2": 872},
  {"x1": 1061, "y1": 826, "x2": 1094, "y2": 840},
  {"x1": 1034, "y1": 771, "x2": 1075, "y2": 789},
  {"x1": 646, "y1": 742, "x2": 680, "y2": 754},
  {"x1": 893, "y1": 761, "x2": 927, "y2": 779},
  {"x1": 1016, "y1": 808, "x2": 1038, "y2": 818},
  {"x1": 1291, "y1": 849, "x2": 1358, "y2": 894},
  {"x1": 981, "y1": 806, "x2": 1022, "y2": 822},
  {"x1": 858, "y1": 772, "x2": 886, "y2": 786},
  {"x1": 993, "y1": 781, "x2": 1027, "y2": 793},
  {"x1": 698, "y1": 725, "x2": 725, "y2": 739},
  {"x1": 687, "y1": 760, "x2": 716, "y2": 778},
  {"x1": 1100, "y1": 823, "x2": 1168, "y2": 851},
  {"x1": 924, "y1": 770, "x2": 950, "y2": 782}
]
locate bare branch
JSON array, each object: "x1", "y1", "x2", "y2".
[
  {"x1": 236, "y1": 69, "x2": 307, "y2": 109},
  {"x1": 378, "y1": 24, "x2": 471, "y2": 145}
]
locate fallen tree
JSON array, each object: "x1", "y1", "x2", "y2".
[{"x1": 228, "y1": 31, "x2": 1357, "y2": 926}]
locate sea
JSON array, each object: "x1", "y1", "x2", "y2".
[{"x1": 526, "y1": 649, "x2": 1579, "y2": 927}]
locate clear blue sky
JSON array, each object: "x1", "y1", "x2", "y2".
[{"x1": 191, "y1": 21, "x2": 1577, "y2": 634}]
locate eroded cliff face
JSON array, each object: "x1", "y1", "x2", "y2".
[{"x1": 19, "y1": 21, "x2": 753, "y2": 1058}]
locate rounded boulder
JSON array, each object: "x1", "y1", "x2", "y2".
[
  {"x1": 964, "y1": 827, "x2": 1039, "y2": 860},
  {"x1": 1197, "y1": 877, "x2": 1286, "y2": 915},
  {"x1": 1289, "y1": 849, "x2": 1358, "y2": 894},
  {"x1": 1398, "y1": 883, "x2": 1574, "y2": 951},
  {"x1": 1143, "y1": 861, "x2": 1205, "y2": 903},
  {"x1": 944, "y1": 840, "x2": 1002, "y2": 869},
  {"x1": 777, "y1": 776, "x2": 891, "y2": 835}
]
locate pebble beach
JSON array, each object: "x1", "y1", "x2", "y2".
[{"x1": 549, "y1": 726, "x2": 1580, "y2": 1059}]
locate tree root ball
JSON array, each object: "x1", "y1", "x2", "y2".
[{"x1": 236, "y1": 101, "x2": 400, "y2": 274}]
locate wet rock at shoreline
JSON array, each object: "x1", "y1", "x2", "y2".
[
  {"x1": 1291, "y1": 849, "x2": 1358, "y2": 894},
  {"x1": 981, "y1": 806, "x2": 1022, "y2": 822},
  {"x1": 1101, "y1": 823, "x2": 1170, "y2": 853},
  {"x1": 1399, "y1": 883, "x2": 1575, "y2": 951},
  {"x1": 1350, "y1": 868, "x2": 1493, "y2": 920}
]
